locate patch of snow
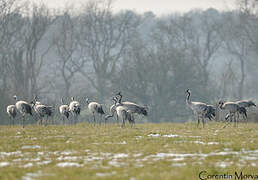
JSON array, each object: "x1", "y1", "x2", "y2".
[
  {"x1": 36, "y1": 160, "x2": 52, "y2": 165},
  {"x1": 148, "y1": 133, "x2": 161, "y2": 137},
  {"x1": 23, "y1": 163, "x2": 33, "y2": 168},
  {"x1": 96, "y1": 171, "x2": 116, "y2": 177},
  {"x1": 108, "y1": 160, "x2": 127, "y2": 167},
  {"x1": 0, "y1": 162, "x2": 10, "y2": 167},
  {"x1": 113, "y1": 153, "x2": 129, "y2": 159},
  {"x1": 172, "y1": 162, "x2": 186, "y2": 167},
  {"x1": 0, "y1": 151, "x2": 22, "y2": 157},
  {"x1": 60, "y1": 151, "x2": 75, "y2": 155},
  {"x1": 21, "y1": 145, "x2": 40, "y2": 149},
  {"x1": 56, "y1": 162, "x2": 82, "y2": 167},
  {"x1": 57, "y1": 156, "x2": 80, "y2": 161},
  {"x1": 207, "y1": 142, "x2": 219, "y2": 145}
]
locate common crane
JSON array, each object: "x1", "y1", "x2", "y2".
[
  {"x1": 13, "y1": 95, "x2": 33, "y2": 128},
  {"x1": 7, "y1": 105, "x2": 17, "y2": 125},
  {"x1": 86, "y1": 98, "x2": 105, "y2": 125},
  {"x1": 185, "y1": 89, "x2": 208, "y2": 128}
]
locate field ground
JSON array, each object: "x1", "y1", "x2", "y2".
[{"x1": 0, "y1": 122, "x2": 258, "y2": 180}]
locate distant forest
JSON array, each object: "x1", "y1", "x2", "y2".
[{"x1": 1, "y1": 0, "x2": 258, "y2": 124}]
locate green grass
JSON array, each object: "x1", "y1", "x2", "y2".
[{"x1": 0, "y1": 122, "x2": 258, "y2": 180}]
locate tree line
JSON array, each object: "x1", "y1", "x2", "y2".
[{"x1": 0, "y1": 0, "x2": 258, "y2": 124}]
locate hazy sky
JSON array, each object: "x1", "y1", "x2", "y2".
[{"x1": 31, "y1": 0, "x2": 236, "y2": 15}]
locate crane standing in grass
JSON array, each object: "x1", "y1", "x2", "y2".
[
  {"x1": 86, "y1": 98, "x2": 105, "y2": 125},
  {"x1": 59, "y1": 98, "x2": 70, "y2": 124},
  {"x1": 69, "y1": 97, "x2": 81, "y2": 124},
  {"x1": 13, "y1": 95, "x2": 33, "y2": 128},
  {"x1": 112, "y1": 96, "x2": 135, "y2": 128},
  {"x1": 235, "y1": 100, "x2": 256, "y2": 122},
  {"x1": 185, "y1": 89, "x2": 208, "y2": 128},
  {"x1": 105, "y1": 97, "x2": 119, "y2": 124},
  {"x1": 115, "y1": 92, "x2": 148, "y2": 116},
  {"x1": 204, "y1": 105, "x2": 216, "y2": 121},
  {"x1": 218, "y1": 101, "x2": 244, "y2": 127},
  {"x1": 31, "y1": 97, "x2": 53, "y2": 125},
  {"x1": 7, "y1": 105, "x2": 17, "y2": 125}
]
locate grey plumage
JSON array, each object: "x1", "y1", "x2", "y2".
[
  {"x1": 235, "y1": 100, "x2": 256, "y2": 108},
  {"x1": 7, "y1": 105, "x2": 17, "y2": 125},
  {"x1": 13, "y1": 95, "x2": 33, "y2": 128},
  {"x1": 116, "y1": 92, "x2": 148, "y2": 116},
  {"x1": 115, "y1": 99, "x2": 135, "y2": 128},
  {"x1": 31, "y1": 99, "x2": 53, "y2": 125},
  {"x1": 218, "y1": 101, "x2": 241, "y2": 127},
  {"x1": 86, "y1": 98, "x2": 105, "y2": 125},
  {"x1": 69, "y1": 97, "x2": 81, "y2": 124},
  {"x1": 204, "y1": 105, "x2": 216, "y2": 120},
  {"x1": 59, "y1": 98, "x2": 70, "y2": 124},
  {"x1": 225, "y1": 106, "x2": 247, "y2": 121},
  {"x1": 105, "y1": 97, "x2": 119, "y2": 124},
  {"x1": 185, "y1": 89, "x2": 208, "y2": 128},
  {"x1": 235, "y1": 100, "x2": 256, "y2": 122}
]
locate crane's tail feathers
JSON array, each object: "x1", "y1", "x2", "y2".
[
  {"x1": 250, "y1": 102, "x2": 256, "y2": 107},
  {"x1": 64, "y1": 111, "x2": 69, "y2": 118},
  {"x1": 75, "y1": 107, "x2": 81, "y2": 115},
  {"x1": 135, "y1": 107, "x2": 148, "y2": 116},
  {"x1": 98, "y1": 107, "x2": 105, "y2": 114},
  {"x1": 239, "y1": 107, "x2": 247, "y2": 118},
  {"x1": 141, "y1": 109, "x2": 148, "y2": 116}
]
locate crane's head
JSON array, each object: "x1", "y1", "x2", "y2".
[
  {"x1": 34, "y1": 95, "x2": 40, "y2": 102},
  {"x1": 218, "y1": 100, "x2": 224, "y2": 105},
  {"x1": 218, "y1": 100, "x2": 224, "y2": 108},
  {"x1": 116, "y1": 91, "x2": 121, "y2": 96},
  {"x1": 185, "y1": 89, "x2": 191, "y2": 94},
  {"x1": 13, "y1": 95, "x2": 17, "y2": 100}
]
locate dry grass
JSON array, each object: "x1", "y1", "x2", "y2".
[{"x1": 0, "y1": 122, "x2": 258, "y2": 180}]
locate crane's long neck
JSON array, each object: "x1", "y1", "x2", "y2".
[
  {"x1": 85, "y1": 98, "x2": 90, "y2": 105},
  {"x1": 186, "y1": 92, "x2": 192, "y2": 107},
  {"x1": 112, "y1": 98, "x2": 117, "y2": 105},
  {"x1": 117, "y1": 94, "x2": 122, "y2": 104},
  {"x1": 219, "y1": 103, "x2": 224, "y2": 109}
]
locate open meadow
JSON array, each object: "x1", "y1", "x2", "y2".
[{"x1": 0, "y1": 123, "x2": 258, "y2": 180}]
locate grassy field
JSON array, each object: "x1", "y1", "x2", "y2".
[{"x1": 0, "y1": 122, "x2": 258, "y2": 180}]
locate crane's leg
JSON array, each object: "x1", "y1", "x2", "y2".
[
  {"x1": 99, "y1": 114, "x2": 101, "y2": 126},
  {"x1": 234, "y1": 113, "x2": 236, "y2": 127},
  {"x1": 197, "y1": 115, "x2": 200, "y2": 128},
  {"x1": 62, "y1": 117, "x2": 65, "y2": 125},
  {"x1": 121, "y1": 117, "x2": 125, "y2": 128},
  {"x1": 104, "y1": 115, "x2": 107, "y2": 126},
  {"x1": 116, "y1": 114, "x2": 119, "y2": 126},
  {"x1": 22, "y1": 115, "x2": 25, "y2": 128},
  {"x1": 223, "y1": 113, "x2": 232, "y2": 128},
  {"x1": 243, "y1": 114, "x2": 248, "y2": 123},
  {"x1": 74, "y1": 114, "x2": 78, "y2": 124},
  {"x1": 93, "y1": 113, "x2": 96, "y2": 126},
  {"x1": 202, "y1": 116, "x2": 205, "y2": 128},
  {"x1": 130, "y1": 116, "x2": 135, "y2": 128}
]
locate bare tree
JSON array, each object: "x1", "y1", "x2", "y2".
[
  {"x1": 77, "y1": 0, "x2": 139, "y2": 101},
  {"x1": 8, "y1": 3, "x2": 57, "y2": 99},
  {"x1": 53, "y1": 12, "x2": 84, "y2": 97}
]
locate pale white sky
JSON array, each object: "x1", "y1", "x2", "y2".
[{"x1": 31, "y1": 0, "x2": 236, "y2": 15}]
